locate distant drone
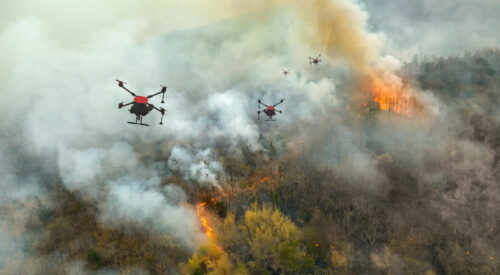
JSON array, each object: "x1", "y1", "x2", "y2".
[
  {"x1": 258, "y1": 99, "x2": 284, "y2": 121},
  {"x1": 116, "y1": 80, "x2": 166, "y2": 126},
  {"x1": 309, "y1": 54, "x2": 322, "y2": 66},
  {"x1": 282, "y1": 69, "x2": 290, "y2": 76}
]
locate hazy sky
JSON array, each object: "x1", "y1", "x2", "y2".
[
  {"x1": 0, "y1": 0, "x2": 279, "y2": 45},
  {"x1": 1, "y1": 0, "x2": 498, "y2": 58},
  {"x1": 359, "y1": 0, "x2": 500, "y2": 59}
]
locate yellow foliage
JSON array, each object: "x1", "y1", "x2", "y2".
[
  {"x1": 214, "y1": 204, "x2": 311, "y2": 273},
  {"x1": 244, "y1": 203, "x2": 302, "y2": 243},
  {"x1": 181, "y1": 243, "x2": 248, "y2": 275},
  {"x1": 330, "y1": 244, "x2": 349, "y2": 268}
]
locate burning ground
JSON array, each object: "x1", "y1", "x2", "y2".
[{"x1": 1, "y1": 0, "x2": 500, "y2": 274}]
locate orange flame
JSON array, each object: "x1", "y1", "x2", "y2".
[
  {"x1": 364, "y1": 71, "x2": 425, "y2": 118},
  {"x1": 259, "y1": 177, "x2": 271, "y2": 183},
  {"x1": 196, "y1": 202, "x2": 225, "y2": 255},
  {"x1": 371, "y1": 74, "x2": 409, "y2": 114},
  {"x1": 195, "y1": 176, "x2": 277, "y2": 247},
  {"x1": 197, "y1": 202, "x2": 215, "y2": 241}
]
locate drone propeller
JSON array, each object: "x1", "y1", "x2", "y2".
[
  {"x1": 160, "y1": 86, "x2": 167, "y2": 103},
  {"x1": 116, "y1": 80, "x2": 128, "y2": 89},
  {"x1": 116, "y1": 80, "x2": 136, "y2": 96}
]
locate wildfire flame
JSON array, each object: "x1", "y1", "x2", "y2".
[
  {"x1": 195, "y1": 176, "x2": 278, "y2": 250},
  {"x1": 364, "y1": 71, "x2": 426, "y2": 118},
  {"x1": 197, "y1": 202, "x2": 215, "y2": 241}
]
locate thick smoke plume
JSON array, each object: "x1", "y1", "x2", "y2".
[{"x1": 0, "y1": 0, "x2": 499, "y2": 273}]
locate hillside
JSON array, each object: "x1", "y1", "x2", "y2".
[{"x1": 0, "y1": 49, "x2": 497, "y2": 274}]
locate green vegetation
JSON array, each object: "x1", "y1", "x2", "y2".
[{"x1": 86, "y1": 248, "x2": 103, "y2": 267}]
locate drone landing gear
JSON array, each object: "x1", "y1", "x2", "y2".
[
  {"x1": 128, "y1": 122, "x2": 149, "y2": 126},
  {"x1": 128, "y1": 116, "x2": 149, "y2": 126}
]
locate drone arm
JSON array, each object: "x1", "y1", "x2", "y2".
[
  {"x1": 147, "y1": 91, "x2": 164, "y2": 99},
  {"x1": 120, "y1": 86, "x2": 137, "y2": 97},
  {"x1": 273, "y1": 99, "x2": 284, "y2": 107},
  {"x1": 148, "y1": 104, "x2": 166, "y2": 114},
  {"x1": 147, "y1": 87, "x2": 166, "y2": 98},
  {"x1": 148, "y1": 87, "x2": 167, "y2": 103},
  {"x1": 118, "y1": 101, "x2": 134, "y2": 109},
  {"x1": 149, "y1": 103, "x2": 166, "y2": 125},
  {"x1": 258, "y1": 100, "x2": 268, "y2": 107}
]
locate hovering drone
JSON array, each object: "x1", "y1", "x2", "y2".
[
  {"x1": 309, "y1": 54, "x2": 322, "y2": 66},
  {"x1": 116, "y1": 80, "x2": 166, "y2": 126},
  {"x1": 258, "y1": 99, "x2": 284, "y2": 121},
  {"x1": 282, "y1": 69, "x2": 290, "y2": 76}
]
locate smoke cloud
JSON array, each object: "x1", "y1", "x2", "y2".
[{"x1": 0, "y1": 0, "x2": 498, "y2": 273}]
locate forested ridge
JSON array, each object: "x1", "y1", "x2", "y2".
[{"x1": 2, "y1": 49, "x2": 500, "y2": 274}]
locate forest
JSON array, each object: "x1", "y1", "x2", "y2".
[{"x1": 1, "y1": 48, "x2": 498, "y2": 274}]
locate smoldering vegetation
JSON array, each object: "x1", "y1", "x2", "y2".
[
  {"x1": 185, "y1": 49, "x2": 500, "y2": 274},
  {"x1": 0, "y1": 4, "x2": 499, "y2": 275}
]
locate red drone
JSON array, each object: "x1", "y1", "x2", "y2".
[
  {"x1": 309, "y1": 54, "x2": 322, "y2": 66},
  {"x1": 258, "y1": 99, "x2": 284, "y2": 121},
  {"x1": 116, "y1": 80, "x2": 166, "y2": 126}
]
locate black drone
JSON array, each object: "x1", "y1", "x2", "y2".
[
  {"x1": 282, "y1": 69, "x2": 290, "y2": 76},
  {"x1": 116, "y1": 80, "x2": 166, "y2": 126},
  {"x1": 258, "y1": 99, "x2": 284, "y2": 121},
  {"x1": 309, "y1": 54, "x2": 322, "y2": 66}
]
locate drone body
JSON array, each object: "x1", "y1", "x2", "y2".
[
  {"x1": 116, "y1": 80, "x2": 166, "y2": 126},
  {"x1": 282, "y1": 69, "x2": 290, "y2": 76},
  {"x1": 309, "y1": 54, "x2": 322, "y2": 66},
  {"x1": 258, "y1": 99, "x2": 284, "y2": 121}
]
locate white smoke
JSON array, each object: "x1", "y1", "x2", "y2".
[
  {"x1": 100, "y1": 181, "x2": 202, "y2": 249},
  {"x1": 0, "y1": 8, "x2": 343, "y2": 259},
  {"x1": 1, "y1": 1, "x2": 497, "y2": 273}
]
